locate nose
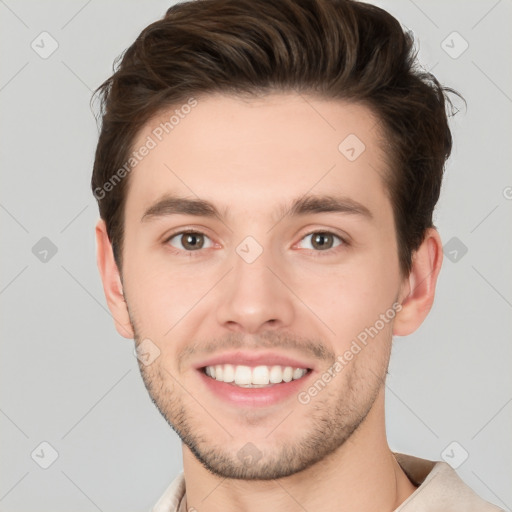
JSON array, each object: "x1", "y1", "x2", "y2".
[{"x1": 215, "y1": 242, "x2": 295, "y2": 334}]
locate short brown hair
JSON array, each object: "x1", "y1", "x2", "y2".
[{"x1": 91, "y1": 0, "x2": 460, "y2": 275}]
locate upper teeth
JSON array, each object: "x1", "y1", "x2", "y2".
[{"x1": 205, "y1": 364, "x2": 308, "y2": 386}]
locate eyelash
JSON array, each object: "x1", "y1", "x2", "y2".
[{"x1": 163, "y1": 229, "x2": 348, "y2": 258}]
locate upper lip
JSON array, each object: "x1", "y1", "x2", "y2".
[{"x1": 194, "y1": 351, "x2": 315, "y2": 371}]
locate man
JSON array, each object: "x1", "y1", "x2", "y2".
[{"x1": 91, "y1": 0, "x2": 502, "y2": 510}]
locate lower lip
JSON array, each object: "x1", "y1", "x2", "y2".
[{"x1": 197, "y1": 369, "x2": 313, "y2": 407}]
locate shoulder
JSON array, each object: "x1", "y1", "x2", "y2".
[
  {"x1": 393, "y1": 452, "x2": 504, "y2": 512},
  {"x1": 151, "y1": 471, "x2": 186, "y2": 512}
]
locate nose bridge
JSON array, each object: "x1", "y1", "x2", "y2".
[
  {"x1": 233, "y1": 234, "x2": 275, "y2": 286},
  {"x1": 214, "y1": 233, "x2": 295, "y2": 333}
]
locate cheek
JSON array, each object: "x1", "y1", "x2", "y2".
[
  {"x1": 304, "y1": 255, "x2": 400, "y2": 344},
  {"x1": 123, "y1": 250, "x2": 218, "y2": 340}
]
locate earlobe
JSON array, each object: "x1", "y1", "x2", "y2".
[
  {"x1": 95, "y1": 218, "x2": 134, "y2": 339},
  {"x1": 393, "y1": 228, "x2": 443, "y2": 336}
]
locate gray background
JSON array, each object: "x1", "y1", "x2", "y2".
[{"x1": 1, "y1": 0, "x2": 511, "y2": 510}]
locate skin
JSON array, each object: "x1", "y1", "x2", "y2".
[{"x1": 96, "y1": 93, "x2": 443, "y2": 512}]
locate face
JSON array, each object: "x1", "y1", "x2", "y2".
[{"x1": 119, "y1": 93, "x2": 406, "y2": 479}]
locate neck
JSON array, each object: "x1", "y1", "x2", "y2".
[{"x1": 181, "y1": 390, "x2": 416, "y2": 512}]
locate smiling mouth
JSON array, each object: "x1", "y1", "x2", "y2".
[{"x1": 201, "y1": 363, "x2": 312, "y2": 388}]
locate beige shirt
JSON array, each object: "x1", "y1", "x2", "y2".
[{"x1": 151, "y1": 452, "x2": 504, "y2": 512}]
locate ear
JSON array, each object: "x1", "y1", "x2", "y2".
[
  {"x1": 393, "y1": 228, "x2": 443, "y2": 336},
  {"x1": 95, "y1": 218, "x2": 134, "y2": 339}
]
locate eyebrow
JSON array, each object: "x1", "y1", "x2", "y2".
[{"x1": 140, "y1": 193, "x2": 373, "y2": 223}]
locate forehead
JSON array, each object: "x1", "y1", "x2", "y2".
[{"x1": 124, "y1": 93, "x2": 390, "y2": 224}]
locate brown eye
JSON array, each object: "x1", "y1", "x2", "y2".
[
  {"x1": 167, "y1": 231, "x2": 213, "y2": 251},
  {"x1": 311, "y1": 232, "x2": 335, "y2": 250},
  {"x1": 298, "y1": 231, "x2": 344, "y2": 253}
]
